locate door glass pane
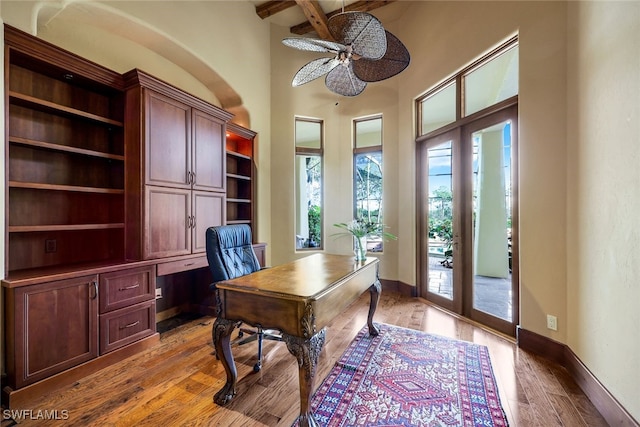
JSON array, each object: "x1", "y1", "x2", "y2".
[
  {"x1": 420, "y1": 83, "x2": 456, "y2": 135},
  {"x1": 472, "y1": 121, "x2": 512, "y2": 321},
  {"x1": 427, "y1": 141, "x2": 453, "y2": 300},
  {"x1": 464, "y1": 45, "x2": 518, "y2": 116}
]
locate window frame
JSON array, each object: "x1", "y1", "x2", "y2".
[
  {"x1": 353, "y1": 115, "x2": 385, "y2": 252},
  {"x1": 294, "y1": 117, "x2": 324, "y2": 251},
  {"x1": 416, "y1": 36, "x2": 518, "y2": 139}
]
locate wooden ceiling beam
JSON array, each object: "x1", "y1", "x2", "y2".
[
  {"x1": 255, "y1": 1, "x2": 298, "y2": 19},
  {"x1": 293, "y1": 0, "x2": 333, "y2": 40},
  {"x1": 290, "y1": 0, "x2": 397, "y2": 36}
]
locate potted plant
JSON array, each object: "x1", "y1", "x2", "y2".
[{"x1": 333, "y1": 218, "x2": 397, "y2": 261}]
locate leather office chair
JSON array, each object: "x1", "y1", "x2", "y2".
[{"x1": 205, "y1": 224, "x2": 281, "y2": 372}]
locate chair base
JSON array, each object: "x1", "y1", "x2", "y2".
[{"x1": 215, "y1": 327, "x2": 283, "y2": 372}]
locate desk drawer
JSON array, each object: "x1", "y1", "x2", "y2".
[
  {"x1": 99, "y1": 266, "x2": 155, "y2": 313},
  {"x1": 99, "y1": 300, "x2": 156, "y2": 354},
  {"x1": 156, "y1": 256, "x2": 208, "y2": 276}
]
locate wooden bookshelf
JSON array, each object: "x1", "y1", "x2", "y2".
[{"x1": 226, "y1": 123, "x2": 257, "y2": 237}]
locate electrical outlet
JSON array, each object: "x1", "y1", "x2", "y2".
[
  {"x1": 45, "y1": 239, "x2": 57, "y2": 253},
  {"x1": 155, "y1": 288, "x2": 163, "y2": 299},
  {"x1": 546, "y1": 314, "x2": 558, "y2": 331}
]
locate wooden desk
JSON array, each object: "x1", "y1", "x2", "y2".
[{"x1": 212, "y1": 253, "x2": 381, "y2": 427}]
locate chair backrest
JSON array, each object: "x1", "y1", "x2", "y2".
[{"x1": 206, "y1": 224, "x2": 261, "y2": 283}]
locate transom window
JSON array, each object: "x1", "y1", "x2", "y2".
[{"x1": 417, "y1": 36, "x2": 518, "y2": 137}]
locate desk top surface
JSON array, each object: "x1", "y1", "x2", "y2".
[{"x1": 216, "y1": 253, "x2": 378, "y2": 299}]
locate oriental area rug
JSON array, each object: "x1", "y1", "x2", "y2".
[{"x1": 294, "y1": 323, "x2": 508, "y2": 427}]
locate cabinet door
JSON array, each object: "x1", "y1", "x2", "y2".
[
  {"x1": 146, "y1": 90, "x2": 191, "y2": 188},
  {"x1": 146, "y1": 186, "x2": 191, "y2": 258},
  {"x1": 192, "y1": 190, "x2": 225, "y2": 253},
  {"x1": 10, "y1": 275, "x2": 98, "y2": 388},
  {"x1": 192, "y1": 109, "x2": 225, "y2": 192}
]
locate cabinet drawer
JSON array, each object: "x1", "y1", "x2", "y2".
[
  {"x1": 156, "y1": 256, "x2": 208, "y2": 276},
  {"x1": 100, "y1": 300, "x2": 156, "y2": 354},
  {"x1": 99, "y1": 266, "x2": 155, "y2": 313}
]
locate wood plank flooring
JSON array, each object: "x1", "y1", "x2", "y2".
[{"x1": 1, "y1": 291, "x2": 608, "y2": 426}]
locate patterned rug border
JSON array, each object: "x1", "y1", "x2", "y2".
[{"x1": 294, "y1": 322, "x2": 509, "y2": 427}]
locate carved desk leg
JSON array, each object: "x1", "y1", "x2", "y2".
[
  {"x1": 283, "y1": 329, "x2": 327, "y2": 427},
  {"x1": 368, "y1": 273, "x2": 382, "y2": 336},
  {"x1": 212, "y1": 318, "x2": 240, "y2": 405}
]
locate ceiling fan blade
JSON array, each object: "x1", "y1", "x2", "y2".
[
  {"x1": 353, "y1": 31, "x2": 411, "y2": 82},
  {"x1": 282, "y1": 37, "x2": 344, "y2": 53},
  {"x1": 325, "y1": 63, "x2": 367, "y2": 97},
  {"x1": 328, "y1": 12, "x2": 387, "y2": 60},
  {"x1": 292, "y1": 57, "x2": 340, "y2": 87}
]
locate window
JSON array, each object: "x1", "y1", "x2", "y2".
[
  {"x1": 295, "y1": 118, "x2": 323, "y2": 249},
  {"x1": 354, "y1": 116, "x2": 385, "y2": 252},
  {"x1": 419, "y1": 81, "x2": 456, "y2": 135},
  {"x1": 464, "y1": 44, "x2": 519, "y2": 116},
  {"x1": 417, "y1": 36, "x2": 518, "y2": 137}
]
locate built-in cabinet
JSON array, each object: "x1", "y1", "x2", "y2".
[
  {"x1": 4, "y1": 266, "x2": 156, "y2": 390},
  {"x1": 2, "y1": 26, "x2": 159, "y2": 403},
  {"x1": 124, "y1": 70, "x2": 232, "y2": 260},
  {"x1": 2, "y1": 25, "x2": 262, "y2": 406}
]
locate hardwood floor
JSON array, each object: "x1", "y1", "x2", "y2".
[{"x1": 1, "y1": 291, "x2": 608, "y2": 426}]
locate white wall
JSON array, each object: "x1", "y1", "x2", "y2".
[{"x1": 567, "y1": 1, "x2": 640, "y2": 419}]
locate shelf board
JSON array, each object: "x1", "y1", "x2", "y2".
[
  {"x1": 227, "y1": 198, "x2": 251, "y2": 203},
  {"x1": 9, "y1": 181, "x2": 125, "y2": 194},
  {"x1": 227, "y1": 173, "x2": 251, "y2": 181},
  {"x1": 226, "y1": 220, "x2": 251, "y2": 225},
  {"x1": 226, "y1": 150, "x2": 251, "y2": 160},
  {"x1": 9, "y1": 136, "x2": 125, "y2": 161},
  {"x1": 9, "y1": 91, "x2": 124, "y2": 127},
  {"x1": 9, "y1": 223, "x2": 125, "y2": 232}
]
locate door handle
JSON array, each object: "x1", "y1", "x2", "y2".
[{"x1": 90, "y1": 280, "x2": 98, "y2": 300}]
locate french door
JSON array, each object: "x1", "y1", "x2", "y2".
[{"x1": 418, "y1": 105, "x2": 518, "y2": 336}]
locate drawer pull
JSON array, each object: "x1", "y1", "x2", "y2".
[
  {"x1": 119, "y1": 283, "x2": 140, "y2": 291},
  {"x1": 184, "y1": 262, "x2": 194, "y2": 267},
  {"x1": 120, "y1": 320, "x2": 140, "y2": 330}
]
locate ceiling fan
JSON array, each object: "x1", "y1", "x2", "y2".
[{"x1": 282, "y1": 11, "x2": 410, "y2": 96}]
